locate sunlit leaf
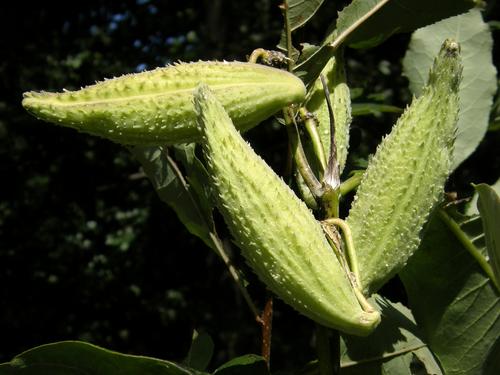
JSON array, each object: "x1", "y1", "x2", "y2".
[{"x1": 335, "y1": 0, "x2": 474, "y2": 49}]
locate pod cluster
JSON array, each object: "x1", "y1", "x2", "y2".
[{"x1": 194, "y1": 84, "x2": 380, "y2": 336}]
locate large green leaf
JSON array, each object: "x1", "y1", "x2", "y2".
[
  {"x1": 474, "y1": 183, "x2": 500, "y2": 289},
  {"x1": 400, "y1": 213, "x2": 500, "y2": 375},
  {"x1": 403, "y1": 9, "x2": 497, "y2": 170},
  {"x1": 131, "y1": 145, "x2": 214, "y2": 248},
  {"x1": 336, "y1": 0, "x2": 474, "y2": 49},
  {"x1": 0, "y1": 341, "x2": 205, "y2": 375},
  {"x1": 340, "y1": 295, "x2": 441, "y2": 374}
]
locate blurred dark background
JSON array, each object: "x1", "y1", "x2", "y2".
[{"x1": 0, "y1": 0, "x2": 498, "y2": 372}]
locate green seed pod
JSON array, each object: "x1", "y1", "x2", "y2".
[
  {"x1": 346, "y1": 39, "x2": 462, "y2": 295},
  {"x1": 22, "y1": 61, "x2": 306, "y2": 145},
  {"x1": 194, "y1": 84, "x2": 380, "y2": 336}
]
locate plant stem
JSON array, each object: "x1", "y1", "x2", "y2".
[
  {"x1": 299, "y1": 107, "x2": 327, "y2": 173},
  {"x1": 438, "y1": 209, "x2": 500, "y2": 292},
  {"x1": 284, "y1": 108, "x2": 323, "y2": 198},
  {"x1": 162, "y1": 148, "x2": 263, "y2": 322},
  {"x1": 208, "y1": 233, "x2": 263, "y2": 323},
  {"x1": 339, "y1": 172, "x2": 363, "y2": 196},
  {"x1": 316, "y1": 324, "x2": 340, "y2": 375},
  {"x1": 281, "y1": 0, "x2": 293, "y2": 72},
  {"x1": 322, "y1": 218, "x2": 361, "y2": 287},
  {"x1": 261, "y1": 296, "x2": 273, "y2": 367}
]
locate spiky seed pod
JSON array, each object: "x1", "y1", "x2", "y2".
[
  {"x1": 194, "y1": 84, "x2": 380, "y2": 336},
  {"x1": 346, "y1": 39, "x2": 462, "y2": 295},
  {"x1": 22, "y1": 61, "x2": 306, "y2": 145}
]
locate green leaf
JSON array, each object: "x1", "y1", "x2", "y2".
[
  {"x1": 131, "y1": 146, "x2": 214, "y2": 248},
  {"x1": 278, "y1": 0, "x2": 326, "y2": 55},
  {"x1": 212, "y1": 355, "x2": 269, "y2": 375},
  {"x1": 336, "y1": 0, "x2": 474, "y2": 49},
  {"x1": 0, "y1": 341, "x2": 206, "y2": 375},
  {"x1": 340, "y1": 295, "x2": 441, "y2": 374},
  {"x1": 474, "y1": 183, "x2": 500, "y2": 289},
  {"x1": 403, "y1": 9, "x2": 497, "y2": 170},
  {"x1": 285, "y1": 0, "x2": 325, "y2": 32},
  {"x1": 467, "y1": 178, "x2": 500, "y2": 215},
  {"x1": 399, "y1": 213, "x2": 500, "y2": 375},
  {"x1": 351, "y1": 103, "x2": 402, "y2": 117},
  {"x1": 185, "y1": 331, "x2": 214, "y2": 372}
]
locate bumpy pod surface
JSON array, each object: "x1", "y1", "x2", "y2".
[
  {"x1": 346, "y1": 40, "x2": 462, "y2": 295},
  {"x1": 22, "y1": 61, "x2": 306, "y2": 145},
  {"x1": 194, "y1": 84, "x2": 380, "y2": 336}
]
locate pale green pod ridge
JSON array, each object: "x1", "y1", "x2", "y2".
[
  {"x1": 194, "y1": 84, "x2": 380, "y2": 336},
  {"x1": 22, "y1": 61, "x2": 306, "y2": 145},
  {"x1": 346, "y1": 39, "x2": 462, "y2": 295},
  {"x1": 306, "y1": 50, "x2": 351, "y2": 173}
]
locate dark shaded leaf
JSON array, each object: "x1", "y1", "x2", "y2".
[
  {"x1": 212, "y1": 355, "x2": 269, "y2": 375},
  {"x1": 474, "y1": 183, "x2": 500, "y2": 289},
  {"x1": 400, "y1": 213, "x2": 500, "y2": 375},
  {"x1": 340, "y1": 295, "x2": 441, "y2": 374},
  {"x1": 131, "y1": 146, "x2": 214, "y2": 248},
  {"x1": 351, "y1": 103, "x2": 402, "y2": 117},
  {"x1": 0, "y1": 341, "x2": 206, "y2": 375},
  {"x1": 185, "y1": 331, "x2": 214, "y2": 372},
  {"x1": 278, "y1": 0, "x2": 326, "y2": 54}
]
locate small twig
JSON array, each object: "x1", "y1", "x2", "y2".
[
  {"x1": 209, "y1": 233, "x2": 264, "y2": 323},
  {"x1": 260, "y1": 296, "x2": 273, "y2": 367},
  {"x1": 161, "y1": 148, "x2": 263, "y2": 321},
  {"x1": 279, "y1": 0, "x2": 294, "y2": 72}
]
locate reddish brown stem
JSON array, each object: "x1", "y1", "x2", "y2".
[{"x1": 260, "y1": 296, "x2": 273, "y2": 367}]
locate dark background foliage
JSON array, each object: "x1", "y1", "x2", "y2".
[{"x1": 0, "y1": 0, "x2": 498, "y2": 372}]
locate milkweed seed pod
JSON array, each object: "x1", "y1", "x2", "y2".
[
  {"x1": 194, "y1": 84, "x2": 380, "y2": 336},
  {"x1": 346, "y1": 39, "x2": 462, "y2": 295},
  {"x1": 22, "y1": 61, "x2": 306, "y2": 145}
]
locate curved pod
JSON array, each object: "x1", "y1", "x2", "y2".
[
  {"x1": 194, "y1": 84, "x2": 380, "y2": 336},
  {"x1": 23, "y1": 61, "x2": 306, "y2": 145}
]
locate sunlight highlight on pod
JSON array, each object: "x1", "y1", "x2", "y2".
[{"x1": 22, "y1": 61, "x2": 306, "y2": 145}]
